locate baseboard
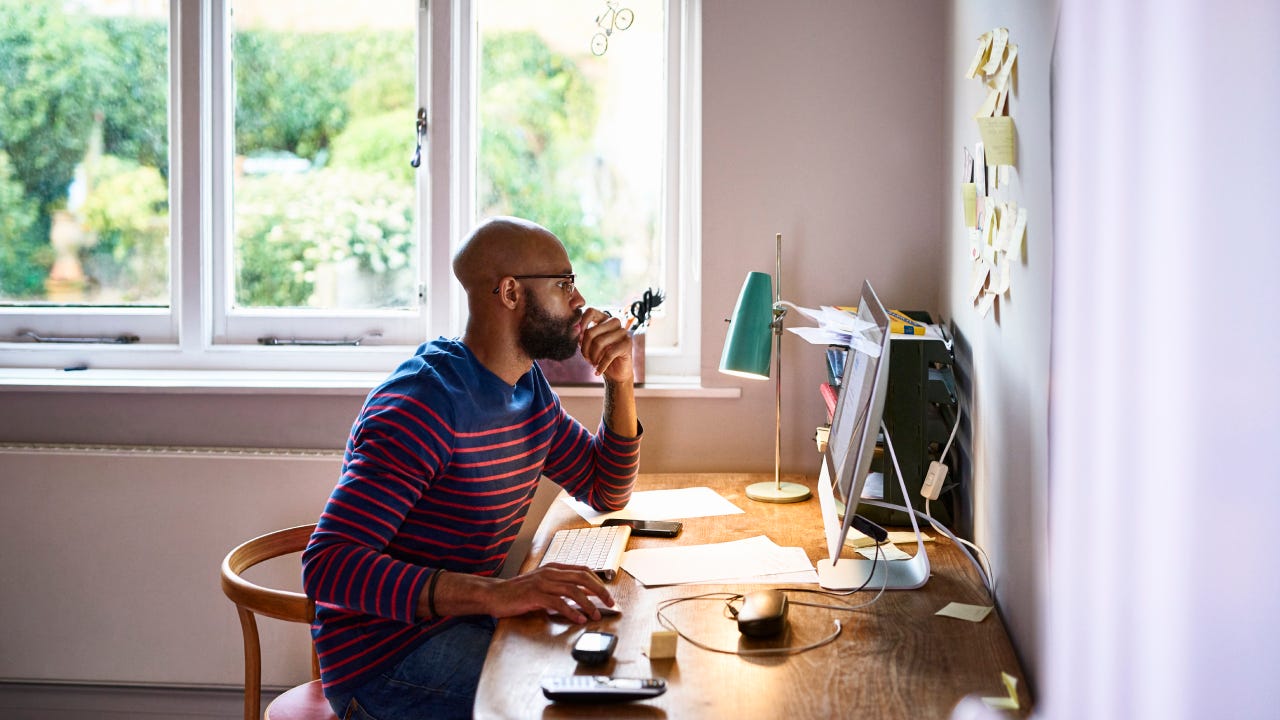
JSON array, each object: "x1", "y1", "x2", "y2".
[{"x1": 0, "y1": 682, "x2": 282, "y2": 720}]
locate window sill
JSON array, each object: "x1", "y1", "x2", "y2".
[{"x1": 0, "y1": 367, "x2": 742, "y2": 399}]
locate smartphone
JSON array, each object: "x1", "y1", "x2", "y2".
[
  {"x1": 571, "y1": 630, "x2": 617, "y2": 664},
  {"x1": 602, "y1": 518, "x2": 682, "y2": 538}
]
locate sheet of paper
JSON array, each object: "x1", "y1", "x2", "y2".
[
  {"x1": 856, "y1": 543, "x2": 912, "y2": 561},
  {"x1": 562, "y1": 486, "x2": 743, "y2": 525},
  {"x1": 977, "y1": 116, "x2": 1016, "y2": 166},
  {"x1": 937, "y1": 601, "x2": 994, "y2": 622},
  {"x1": 962, "y1": 183, "x2": 977, "y2": 228},
  {"x1": 621, "y1": 535, "x2": 815, "y2": 587}
]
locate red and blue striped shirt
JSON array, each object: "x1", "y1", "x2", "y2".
[{"x1": 302, "y1": 338, "x2": 640, "y2": 695}]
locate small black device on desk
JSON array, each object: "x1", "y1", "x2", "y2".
[
  {"x1": 572, "y1": 631, "x2": 617, "y2": 664},
  {"x1": 601, "y1": 518, "x2": 682, "y2": 538}
]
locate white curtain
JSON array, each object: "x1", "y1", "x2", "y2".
[{"x1": 1049, "y1": 1, "x2": 1280, "y2": 718}]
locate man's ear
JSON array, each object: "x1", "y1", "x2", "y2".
[{"x1": 495, "y1": 278, "x2": 520, "y2": 309}]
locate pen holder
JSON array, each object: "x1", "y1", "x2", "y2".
[{"x1": 538, "y1": 331, "x2": 645, "y2": 386}]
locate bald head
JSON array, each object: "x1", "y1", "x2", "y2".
[{"x1": 453, "y1": 216, "x2": 568, "y2": 296}]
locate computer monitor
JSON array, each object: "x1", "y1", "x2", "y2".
[{"x1": 815, "y1": 280, "x2": 929, "y2": 590}]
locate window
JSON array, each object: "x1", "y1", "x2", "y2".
[{"x1": 0, "y1": 0, "x2": 700, "y2": 378}]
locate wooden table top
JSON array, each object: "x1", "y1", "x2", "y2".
[{"x1": 475, "y1": 473, "x2": 1029, "y2": 719}]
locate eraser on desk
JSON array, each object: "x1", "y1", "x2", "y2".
[{"x1": 647, "y1": 630, "x2": 678, "y2": 659}]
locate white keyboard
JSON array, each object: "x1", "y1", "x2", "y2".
[{"x1": 538, "y1": 524, "x2": 632, "y2": 580}]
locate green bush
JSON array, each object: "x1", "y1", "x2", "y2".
[
  {"x1": 97, "y1": 16, "x2": 169, "y2": 173},
  {"x1": 233, "y1": 29, "x2": 414, "y2": 161},
  {"x1": 78, "y1": 155, "x2": 169, "y2": 302},
  {"x1": 0, "y1": 151, "x2": 43, "y2": 298},
  {"x1": 0, "y1": 2, "x2": 111, "y2": 296},
  {"x1": 234, "y1": 169, "x2": 414, "y2": 308}
]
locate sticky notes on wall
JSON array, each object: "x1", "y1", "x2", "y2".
[{"x1": 963, "y1": 27, "x2": 1027, "y2": 319}]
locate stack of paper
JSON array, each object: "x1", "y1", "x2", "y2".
[
  {"x1": 621, "y1": 535, "x2": 818, "y2": 587},
  {"x1": 561, "y1": 486, "x2": 744, "y2": 525},
  {"x1": 785, "y1": 305, "x2": 882, "y2": 356}
]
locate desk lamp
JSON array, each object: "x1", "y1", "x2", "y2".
[{"x1": 719, "y1": 233, "x2": 812, "y2": 503}]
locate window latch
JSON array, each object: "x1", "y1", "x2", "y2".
[
  {"x1": 256, "y1": 332, "x2": 383, "y2": 347},
  {"x1": 15, "y1": 330, "x2": 140, "y2": 344},
  {"x1": 410, "y1": 107, "x2": 428, "y2": 168}
]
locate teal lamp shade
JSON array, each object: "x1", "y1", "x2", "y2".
[{"x1": 719, "y1": 271, "x2": 774, "y2": 379}]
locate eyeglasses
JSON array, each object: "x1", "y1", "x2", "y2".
[{"x1": 492, "y1": 273, "x2": 577, "y2": 296}]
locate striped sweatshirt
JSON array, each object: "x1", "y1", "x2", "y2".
[{"x1": 301, "y1": 338, "x2": 640, "y2": 696}]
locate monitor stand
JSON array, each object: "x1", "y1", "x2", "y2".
[{"x1": 815, "y1": 424, "x2": 930, "y2": 591}]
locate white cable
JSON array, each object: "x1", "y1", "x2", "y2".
[{"x1": 655, "y1": 592, "x2": 843, "y2": 657}]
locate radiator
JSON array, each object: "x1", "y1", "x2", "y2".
[{"x1": 0, "y1": 443, "x2": 343, "y2": 689}]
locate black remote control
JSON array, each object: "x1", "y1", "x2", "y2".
[{"x1": 541, "y1": 675, "x2": 667, "y2": 702}]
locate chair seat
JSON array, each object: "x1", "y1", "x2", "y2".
[{"x1": 264, "y1": 680, "x2": 339, "y2": 720}]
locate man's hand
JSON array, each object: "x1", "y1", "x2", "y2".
[
  {"x1": 578, "y1": 307, "x2": 634, "y2": 384},
  {"x1": 423, "y1": 564, "x2": 613, "y2": 624}
]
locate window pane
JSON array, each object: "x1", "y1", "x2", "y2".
[
  {"x1": 476, "y1": 0, "x2": 666, "y2": 311},
  {"x1": 0, "y1": 0, "x2": 170, "y2": 307},
  {"x1": 230, "y1": 1, "x2": 418, "y2": 311}
]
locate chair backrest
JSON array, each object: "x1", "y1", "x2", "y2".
[{"x1": 221, "y1": 524, "x2": 320, "y2": 720}]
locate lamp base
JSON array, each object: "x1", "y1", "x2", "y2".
[{"x1": 745, "y1": 480, "x2": 812, "y2": 504}]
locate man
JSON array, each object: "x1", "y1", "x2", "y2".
[{"x1": 302, "y1": 217, "x2": 641, "y2": 719}]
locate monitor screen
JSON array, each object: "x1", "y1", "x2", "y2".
[
  {"x1": 819, "y1": 280, "x2": 892, "y2": 561},
  {"x1": 814, "y1": 280, "x2": 929, "y2": 590}
]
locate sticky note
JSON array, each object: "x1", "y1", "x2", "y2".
[
  {"x1": 974, "y1": 88, "x2": 1000, "y2": 119},
  {"x1": 965, "y1": 31, "x2": 993, "y2": 79},
  {"x1": 647, "y1": 630, "x2": 678, "y2": 659},
  {"x1": 962, "y1": 183, "x2": 977, "y2": 227},
  {"x1": 982, "y1": 672, "x2": 1020, "y2": 710},
  {"x1": 977, "y1": 290, "x2": 996, "y2": 317},
  {"x1": 996, "y1": 257, "x2": 1012, "y2": 295},
  {"x1": 936, "y1": 602, "x2": 994, "y2": 622},
  {"x1": 992, "y1": 43, "x2": 1018, "y2": 92},
  {"x1": 969, "y1": 261, "x2": 990, "y2": 302},
  {"x1": 977, "y1": 116, "x2": 1016, "y2": 166},
  {"x1": 982, "y1": 28, "x2": 1009, "y2": 76},
  {"x1": 1010, "y1": 207, "x2": 1028, "y2": 256}
]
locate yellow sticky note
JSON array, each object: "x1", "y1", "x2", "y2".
[
  {"x1": 974, "y1": 88, "x2": 999, "y2": 119},
  {"x1": 982, "y1": 672, "x2": 1021, "y2": 710},
  {"x1": 977, "y1": 116, "x2": 1016, "y2": 166},
  {"x1": 982, "y1": 28, "x2": 1009, "y2": 76},
  {"x1": 992, "y1": 43, "x2": 1018, "y2": 93},
  {"x1": 962, "y1": 183, "x2": 977, "y2": 228},
  {"x1": 936, "y1": 602, "x2": 993, "y2": 622},
  {"x1": 965, "y1": 31, "x2": 993, "y2": 79}
]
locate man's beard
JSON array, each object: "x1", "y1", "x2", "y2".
[{"x1": 518, "y1": 291, "x2": 581, "y2": 361}]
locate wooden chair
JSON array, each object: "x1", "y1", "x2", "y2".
[{"x1": 220, "y1": 524, "x2": 339, "y2": 720}]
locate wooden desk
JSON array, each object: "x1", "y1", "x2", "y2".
[{"x1": 476, "y1": 473, "x2": 1029, "y2": 719}]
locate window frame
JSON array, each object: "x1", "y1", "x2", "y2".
[{"x1": 0, "y1": 0, "x2": 701, "y2": 380}]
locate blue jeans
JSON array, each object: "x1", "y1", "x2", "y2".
[{"x1": 326, "y1": 617, "x2": 496, "y2": 720}]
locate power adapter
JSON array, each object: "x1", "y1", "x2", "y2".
[{"x1": 921, "y1": 461, "x2": 948, "y2": 501}]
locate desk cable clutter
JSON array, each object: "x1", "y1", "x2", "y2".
[{"x1": 651, "y1": 405, "x2": 995, "y2": 657}]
